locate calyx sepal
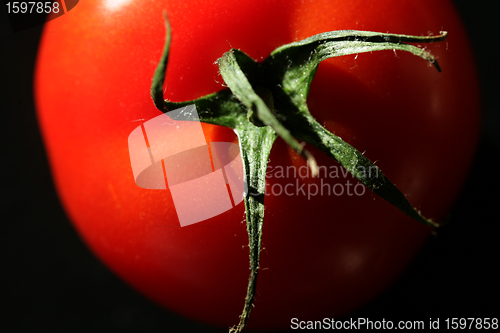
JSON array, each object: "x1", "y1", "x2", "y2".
[{"x1": 150, "y1": 13, "x2": 447, "y2": 332}]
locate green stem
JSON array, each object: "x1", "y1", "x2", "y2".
[
  {"x1": 151, "y1": 11, "x2": 171, "y2": 111},
  {"x1": 229, "y1": 122, "x2": 276, "y2": 333},
  {"x1": 150, "y1": 13, "x2": 448, "y2": 333}
]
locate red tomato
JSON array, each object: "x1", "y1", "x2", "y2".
[{"x1": 35, "y1": 0, "x2": 480, "y2": 330}]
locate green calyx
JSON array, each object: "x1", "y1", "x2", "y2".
[{"x1": 151, "y1": 12, "x2": 447, "y2": 333}]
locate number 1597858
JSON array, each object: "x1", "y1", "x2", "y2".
[{"x1": 6, "y1": 2, "x2": 60, "y2": 14}]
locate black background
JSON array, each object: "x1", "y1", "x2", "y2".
[{"x1": 1, "y1": 1, "x2": 499, "y2": 332}]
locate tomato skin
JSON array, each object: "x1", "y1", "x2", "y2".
[{"x1": 35, "y1": 0, "x2": 480, "y2": 330}]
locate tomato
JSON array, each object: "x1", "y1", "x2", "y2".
[{"x1": 35, "y1": 0, "x2": 480, "y2": 330}]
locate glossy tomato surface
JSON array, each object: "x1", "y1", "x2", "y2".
[{"x1": 35, "y1": 0, "x2": 480, "y2": 329}]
